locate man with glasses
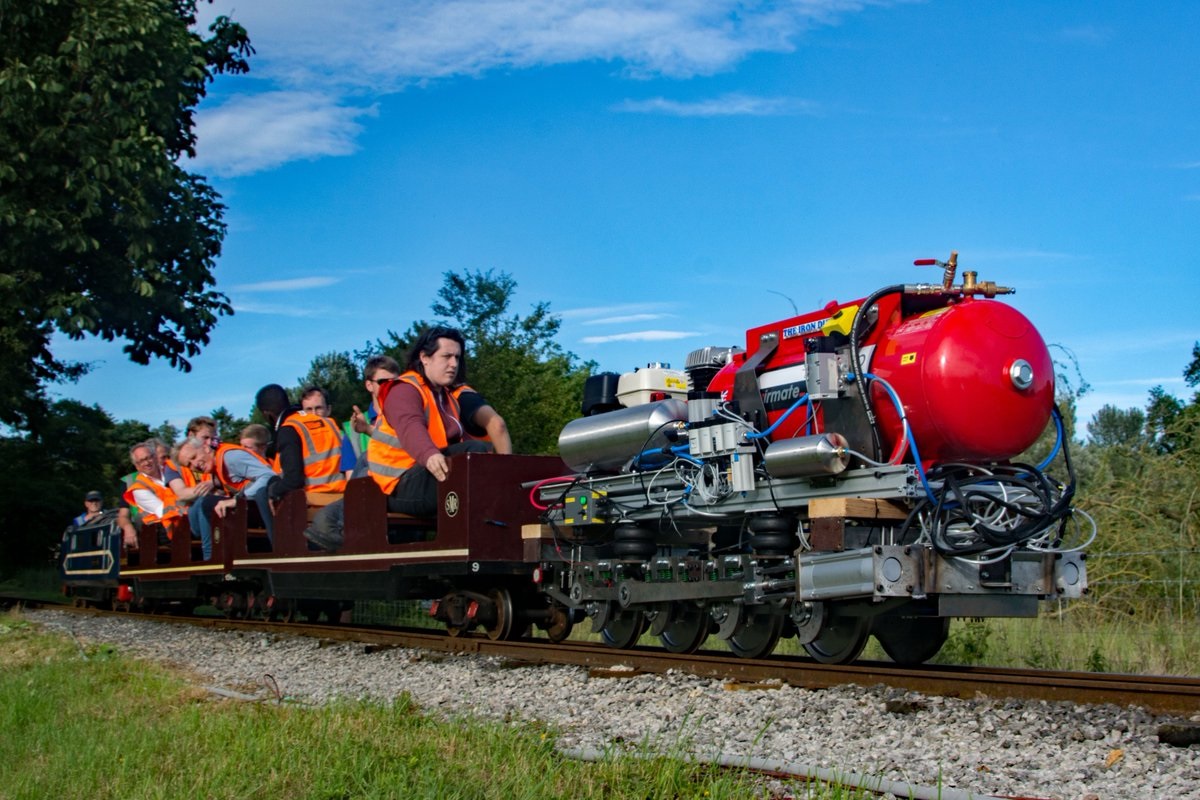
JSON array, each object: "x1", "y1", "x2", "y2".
[{"x1": 123, "y1": 442, "x2": 184, "y2": 540}]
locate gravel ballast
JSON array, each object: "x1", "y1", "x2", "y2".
[{"x1": 25, "y1": 610, "x2": 1200, "y2": 800}]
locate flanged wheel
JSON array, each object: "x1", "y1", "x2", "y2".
[
  {"x1": 873, "y1": 616, "x2": 950, "y2": 665},
  {"x1": 542, "y1": 604, "x2": 574, "y2": 643},
  {"x1": 600, "y1": 609, "x2": 646, "y2": 649},
  {"x1": 726, "y1": 611, "x2": 785, "y2": 659},
  {"x1": 485, "y1": 588, "x2": 515, "y2": 641},
  {"x1": 658, "y1": 602, "x2": 710, "y2": 654},
  {"x1": 804, "y1": 611, "x2": 871, "y2": 664}
]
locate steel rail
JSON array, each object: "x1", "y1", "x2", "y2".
[{"x1": 20, "y1": 598, "x2": 1198, "y2": 717}]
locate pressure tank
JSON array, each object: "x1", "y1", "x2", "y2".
[
  {"x1": 558, "y1": 399, "x2": 688, "y2": 474},
  {"x1": 869, "y1": 298, "x2": 1054, "y2": 463}
]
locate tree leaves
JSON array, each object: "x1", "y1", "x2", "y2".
[{"x1": 0, "y1": 0, "x2": 252, "y2": 433}]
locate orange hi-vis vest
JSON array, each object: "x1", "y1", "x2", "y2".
[
  {"x1": 164, "y1": 457, "x2": 210, "y2": 489},
  {"x1": 368, "y1": 371, "x2": 461, "y2": 494},
  {"x1": 122, "y1": 472, "x2": 183, "y2": 535},
  {"x1": 276, "y1": 413, "x2": 347, "y2": 493},
  {"x1": 450, "y1": 383, "x2": 493, "y2": 444},
  {"x1": 213, "y1": 443, "x2": 273, "y2": 494}
]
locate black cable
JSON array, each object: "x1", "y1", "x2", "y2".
[{"x1": 848, "y1": 284, "x2": 904, "y2": 460}]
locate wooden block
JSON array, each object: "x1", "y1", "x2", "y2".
[
  {"x1": 808, "y1": 497, "x2": 909, "y2": 520},
  {"x1": 522, "y1": 523, "x2": 555, "y2": 540}
]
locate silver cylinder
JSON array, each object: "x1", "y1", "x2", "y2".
[
  {"x1": 558, "y1": 399, "x2": 688, "y2": 473},
  {"x1": 763, "y1": 433, "x2": 850, "y2": 478}
]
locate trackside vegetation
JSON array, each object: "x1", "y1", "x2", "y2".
[{"x1": 0, "y1": 611, "x2": 885, "y2": 800}]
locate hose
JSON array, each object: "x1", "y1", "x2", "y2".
[{"x1": 848, "y1": 284, "x2": 904, "y2": 460}]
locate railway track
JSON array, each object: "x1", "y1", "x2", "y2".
[{"x1": 20, "y1": 597, "x2": 1200, "y2": 717}]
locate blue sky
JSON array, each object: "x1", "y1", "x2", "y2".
[{"x1": 54, "y1": 0, "x2": 1199, "y2": 436}]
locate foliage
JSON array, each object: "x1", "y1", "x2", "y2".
[
  {"x1": 211, "y1": 405, "x2": 251, "y2": 443},
  {"x1": 0, "y1": 0, "x2": 253, "y2": 434},
  {"x1": 366, "y1": 268, "x2": 594, "y2": 454},
  {"x1": 0, "y1": 400, "x2": 147, "y2": 568}
]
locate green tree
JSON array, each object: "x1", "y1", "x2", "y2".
[
  {"x1": 210, "y1": 406, "x2": 251, "y2": 443},
  {"x1": 369, "y1": 269, "x2": 594, "y2": 454},
  {"x1": 0, "y1": 0, "x2": 252, "y2": 433},
  {"x1": 1087, "y1": 405, "x2": 1148, "y2": 449}
]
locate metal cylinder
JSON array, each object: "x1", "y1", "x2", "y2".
[
  {"x1": 763, "y1": 433, "x2": 850, "y2": 477},
  {"x1": 558, "y1": 399, "x2": 688, "y2": 473}
]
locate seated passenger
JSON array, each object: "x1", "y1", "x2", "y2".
[
  {"x1": 303, "y1": 334, "x2": 507, "y2": 552},
  {"x1": 122, "y1": 441, "x2": 184, "y2": 540},
  {"x1": 70, "y1": 490, "x2": 104, "y2": 529},
  {"x1": 239, "y1": 423, "x2": 270, "y2": 457},
  {"x1": 373, "y1": 327, "x2": 495, "y2": 516},
  {"x1": 255, "y1": 384, "x2": 346, "y2": 503},
  {"x1": 341, "y1": 355, "x2": 401, "y2": 479},
  {"x1": 178, "y1": 436, "x2": 281, "y2": 546}
]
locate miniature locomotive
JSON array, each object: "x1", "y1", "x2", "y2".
[{"x1": 61, "y1": 253, "x2": 1088, "y2": 664}]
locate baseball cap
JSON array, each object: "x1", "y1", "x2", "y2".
[{"x1": 85, "y1": 490, "x2": 103, "y2": 502}]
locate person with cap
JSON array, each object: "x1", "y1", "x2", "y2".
[{"x1": 70, "y1": 491, "x2": 105, "y2": 529}]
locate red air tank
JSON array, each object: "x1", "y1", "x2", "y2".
[
  {"x1": 868, "y1": 297, "x2": 1054, "y2": 463},
  {"x1": 707, "y1": 291, "x2": 1054, "y2": 466}
]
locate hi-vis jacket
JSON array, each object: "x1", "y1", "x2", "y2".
[
  {"x1": 368, "y1": 371, "x2": 462, "y2": 494},
  {"x1": 122, "y1": 473, "x2": 183, "y2": 535},
  {"x1": 213, "y1": 443, "x2": 274, "y2": 494},
  {"x1": 276, "y1": 413, "x2": 347, "y2": 493}
]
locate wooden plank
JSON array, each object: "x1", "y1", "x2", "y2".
[{"x1": 808, "y1": 497, "x2": 909, "y2": 520}]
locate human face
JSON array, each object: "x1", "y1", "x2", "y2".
[
  {"x1": 419, "y1": 338, "x2": 461, "y2": 388},
  {"x1": 181, "y1": 444, "x2": 214, "y2": 473},
  {"x1": 240, "y1": 436, "x2": 266, "y2": 456},
  {"x1": 131, "y1": 447, "x2": 159, "y2": 475},
  {"x1": 365, "y1": 369, "x2": 398, "y2": 399},
  {"x1": 302, "y1": 392, "x2": 330, "y2": 416}
]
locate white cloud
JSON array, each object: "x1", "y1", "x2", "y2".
[
  {"x1": 582, "y1": 329, "x2": 700, "y2": 343},
  {"x1": 190, "y1": 91, "x2": 377, "y2": 177},
  {"x1": 613, "y1": 93, "x2": 818, "y2": 117},
  {"x1": 583, "y1": 313, "x2": 669, "y2": 325},
  {"x1": 189, "y1": 2, "x2": 881, "y2": 174},
  {"x1": 1058, "y1": 24, "x2": 1113, "y2": 45},
  {"x1": 198, "y1": 2, "x2": 876, "y2": 88},
  {"x1": 560, "y1": 301, "x2": 667, "y2": 319},
  {"x1": 230, "y1": 300, "x2": 332, "y2": 317},
  {"x1": 231, "y1": 276, "x2": 342, "y2": 292}
]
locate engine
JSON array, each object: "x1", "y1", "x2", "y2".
[{"x1": 534, "y1": 253, "x2": 1089, "y2": 664}]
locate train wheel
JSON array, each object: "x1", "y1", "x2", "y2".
[
  {"x1": 600, "y1": 609, "x2": 646, "y2": 649},
  {"x1": 658, "y1": 602, "x2": 710, "y2": 654},
  {"x1": 873, "y1": 617, "x2": 950, "y2": 665},
  {"x1": 542, "y1": 604, "x2": 574, "y2": 643},
  {"x1": 484, "y1": 588, "x2": 515, "y2": 641},
  {"x1": 725, "y1": 611, "x2": 784, "y2": 659},
  {"x1": 803, "y1": 611, "x2": 870, "y2": 664}
]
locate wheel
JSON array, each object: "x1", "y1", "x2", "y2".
[
  {"x1": 542, "y1": 604, "x2": 574, "y2": 643},
  {"x1": 726, "y1": 611, "x2": 785, "y2": 659},
  {"x1": 873, "y1": 616, "x2": 951, "y2": 665},
  {"x1": 600, "y1": 609, "x2": 646, "y2": 649},
  {"x1": 658, "y1": 603, "x2": 711, "y2": 654},
  {"x1": 484, "y1": 588, "x2": 515, "y2": 641},
  {"x1": 803, "y1": 612, "x2": 871, "y2": 664}
]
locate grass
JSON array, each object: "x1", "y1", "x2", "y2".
[{"x1": 0, "y1": 610, "x2": 885, "y2": 800}]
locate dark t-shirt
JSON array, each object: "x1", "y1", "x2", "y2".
[{"x1": 456, "y1": 390, "x2": 489, "y2": 438}]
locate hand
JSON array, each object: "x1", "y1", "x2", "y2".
[
  {"x1": 350, "y1": 405, "x2": 371, "y2": 434},
  {"x1": 426, "y1": 452, "x2": 450, "y2": 482},
  {"x1": 214, "y1": 498, "x2": 237, "y2": 518},
  {"x1": 193, "y1": 480, "x2": 215, "y2": 496}
]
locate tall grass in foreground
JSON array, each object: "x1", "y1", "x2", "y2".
[{"x1": 0, "y1": 611, "x2": 882, "y2": 800}]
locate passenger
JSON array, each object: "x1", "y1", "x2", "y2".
[
  {"x1": 299, "y1": 385, "x2": 332, "y2": 417},
  {"x1": 178, "y1": 436, "x2": 280, "y2": 546},
  {"x1": 255, "y1": 383, "x2": 346, "y2": 501},
  {"x1": 452, "y1": 384, "x2": 513, "y2": 454},
  {"x1": 122, "y1": 441, "x2": 184, "y2": 540},
  {"x1": 303, "y1": 335, "x2": 506, "y2": 552},
  {"x1": 341, "y1": 355, "x2": 401, "y2": 479},
  {"x1": 372, "y1": 326, "x2": 494, "y2": 516},
  {"x1": 70, "y1": 490, "x2": 105, "y2": 529},
  {"x1": 155, "y1": 441, "x2": 218, "y2": 560},
  {"x1": 239, "y1": 423, "x2": 271, "y2": 457}
]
